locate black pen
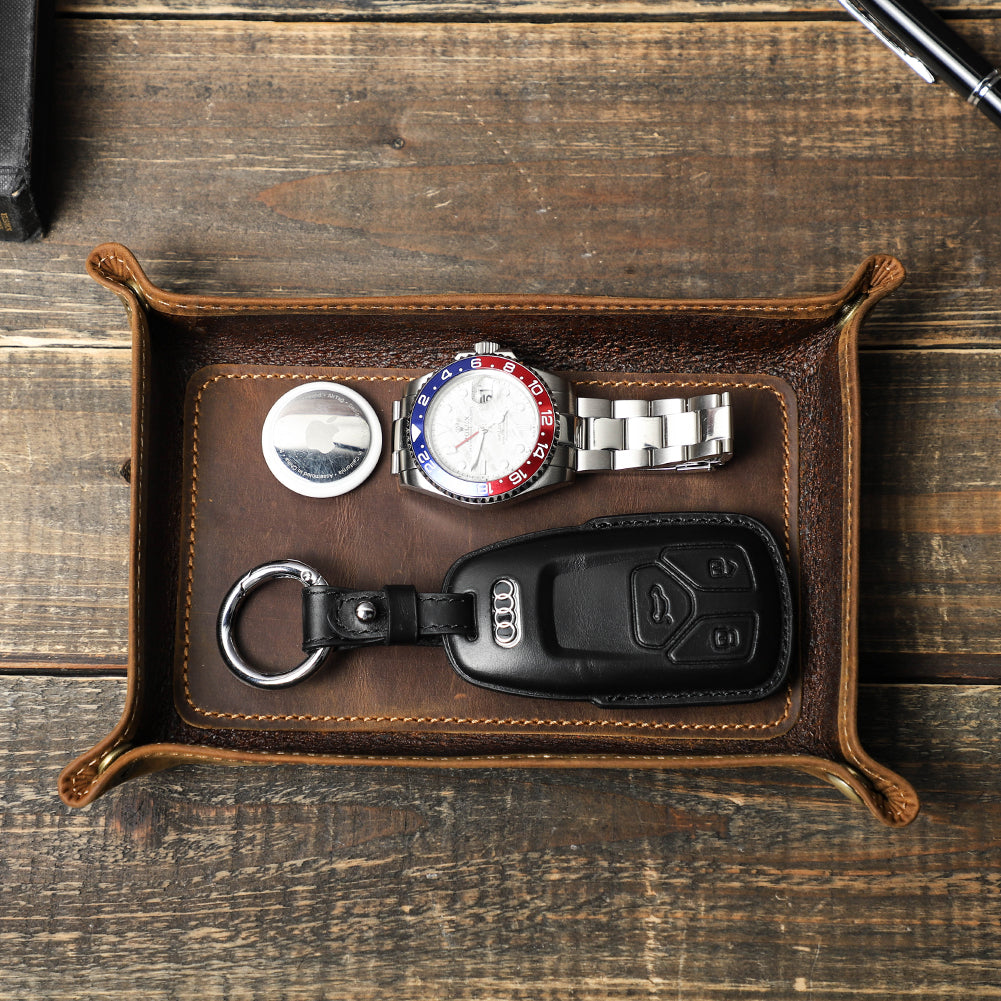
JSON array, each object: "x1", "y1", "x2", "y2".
[{"x1": 838, "y1": 0, "x2": 1001, "y2": 129}]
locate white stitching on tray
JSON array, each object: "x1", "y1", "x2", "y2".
[{"x1": 184, "y1": 690, "x2": 794, "y2": 731}]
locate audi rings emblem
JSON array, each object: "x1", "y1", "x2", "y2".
[{"x1": 490, "y1": 577, "x2": 522, "y2": 648}]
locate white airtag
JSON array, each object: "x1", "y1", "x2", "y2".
[{"x1": 261, "y1": 382, "x2": 382, "y2": 498}]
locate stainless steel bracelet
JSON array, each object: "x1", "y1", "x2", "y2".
[
  {"x1": 571, "y1": 392, "x2": 732, "y2": 472},
  {"x1": 391, "y1": 392, "x2": 733, "y2": 475}
]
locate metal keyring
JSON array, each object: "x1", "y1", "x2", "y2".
[{"x1": 217, "y1": 560, "x2": 329, "y2": 689}]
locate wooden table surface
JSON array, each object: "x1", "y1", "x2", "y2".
[{"x1": 3, "y1": 2, "x2": 1000, "y2": 997}]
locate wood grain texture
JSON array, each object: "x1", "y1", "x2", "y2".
[
  {"x1": 2, "y1": 5, "x2": 1000, "y2": 994},
  {"x1": 4, "y1": 17, "x2": 1001, "y2": 346},
  {"x1": 2, "y1": 675, "x2": 999, "y2": 1000},
  {"x1": 0, "y1": 348, "x2": 131, "y2": 665},
  {"x1": 859, "y1": 349, "x2": 1001, "y2": 680},
  {"x1": 52, "y1": 0, "x2": 1001, "y2": 18}
]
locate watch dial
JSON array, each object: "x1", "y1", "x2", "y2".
[
  {"x1": 425, "y1": 369, "x2": 539, "y2": 481},
  {"x1": 408, "y1": 353, "x2": 557, "y2": 502}
]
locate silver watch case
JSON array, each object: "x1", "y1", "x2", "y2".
[
  {"x1": 390, "y1": 343, "x2": 576, "y2": 505},
  {"x1": 390, "y1": 342, "x2": 732, "y2": 505}
]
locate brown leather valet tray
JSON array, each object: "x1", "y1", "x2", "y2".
[{"x1": 59, "y1": 244, "x2": 919, "y2": 826}]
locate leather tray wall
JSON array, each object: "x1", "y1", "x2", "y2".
[{"x1": 59, "y1": 243, "x2": 919, "y2": 827}]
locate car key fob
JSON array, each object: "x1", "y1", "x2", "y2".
[
  {"x1": 226, "y1": 512, "x2": 793, "y2": 707},
  {"x1": 440, "y1": 512, "x2": 793, "y2": 707}
]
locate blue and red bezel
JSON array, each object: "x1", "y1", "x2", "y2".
[{"x1": 407, "y1": 353, "x2": 558, "y2": 503}]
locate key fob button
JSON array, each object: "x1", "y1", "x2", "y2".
[
  {"x1": 669, "y1": 613, "x2": 759, "y2": 665},
  {"x1": 630, "y1": 563, "x2": 693, "y2": 649},
  {"x1": 660, "y1": 543, "x2": 754, "y2": 591}
]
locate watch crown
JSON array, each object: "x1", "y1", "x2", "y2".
[{"x1": 473, "y1": 340, "x2": 501, "y2": 355}]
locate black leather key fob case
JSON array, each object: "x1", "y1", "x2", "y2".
[
  {"x1": 297, "y1": 511, "x2": 793, "y2": 707},
  {"x1": 441, "y1": 512, "x2": 793, "y2": 707}
]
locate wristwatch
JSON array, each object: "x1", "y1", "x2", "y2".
[{"x1": 390, "y1": 341, "x2": 733, "y2": 505}]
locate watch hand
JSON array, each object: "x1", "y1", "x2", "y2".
[
  {"x1": 478, "y1": 409, "x2": 511, "y2": 435},
  {"x1": 453, "y1": 410, "x2": 508, "y2": 458},
  {"x1": 451, "y1": 425, "x2": 487, "y2": 473},
  {"x1": 469, "y1": 434, "x2": 488, "y2": 475}
]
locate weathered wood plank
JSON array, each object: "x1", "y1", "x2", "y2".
[
  {"x1": 53, "y1": 0, "x2": 1001, "y2": 18},
  {"x1": 2, "y1": 675, "x2": 998, "y2": 999},
  {"x1": 3, "y1": 7, "x2": 998, "y2": 997},
  {"x1": 858, "y1": 348, "x2": 1001, "y2": 680},
  {"x1": 4, "y1": 18, "x2": 1001, "y2": 345},
  {"x1": 0, "y1": 348, "x2": 131, "y2": 665},
  {"x1": 1, "y1": 345, "x2": 998, "y2": 681}
]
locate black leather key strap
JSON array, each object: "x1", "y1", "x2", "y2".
[{"x1": 303, "y1": 584, "x2": 475, "y2": 650}]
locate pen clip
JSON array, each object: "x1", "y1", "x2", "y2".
[{"x1": 837, "y1": 0, "x2": 938, "y2": 84}]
